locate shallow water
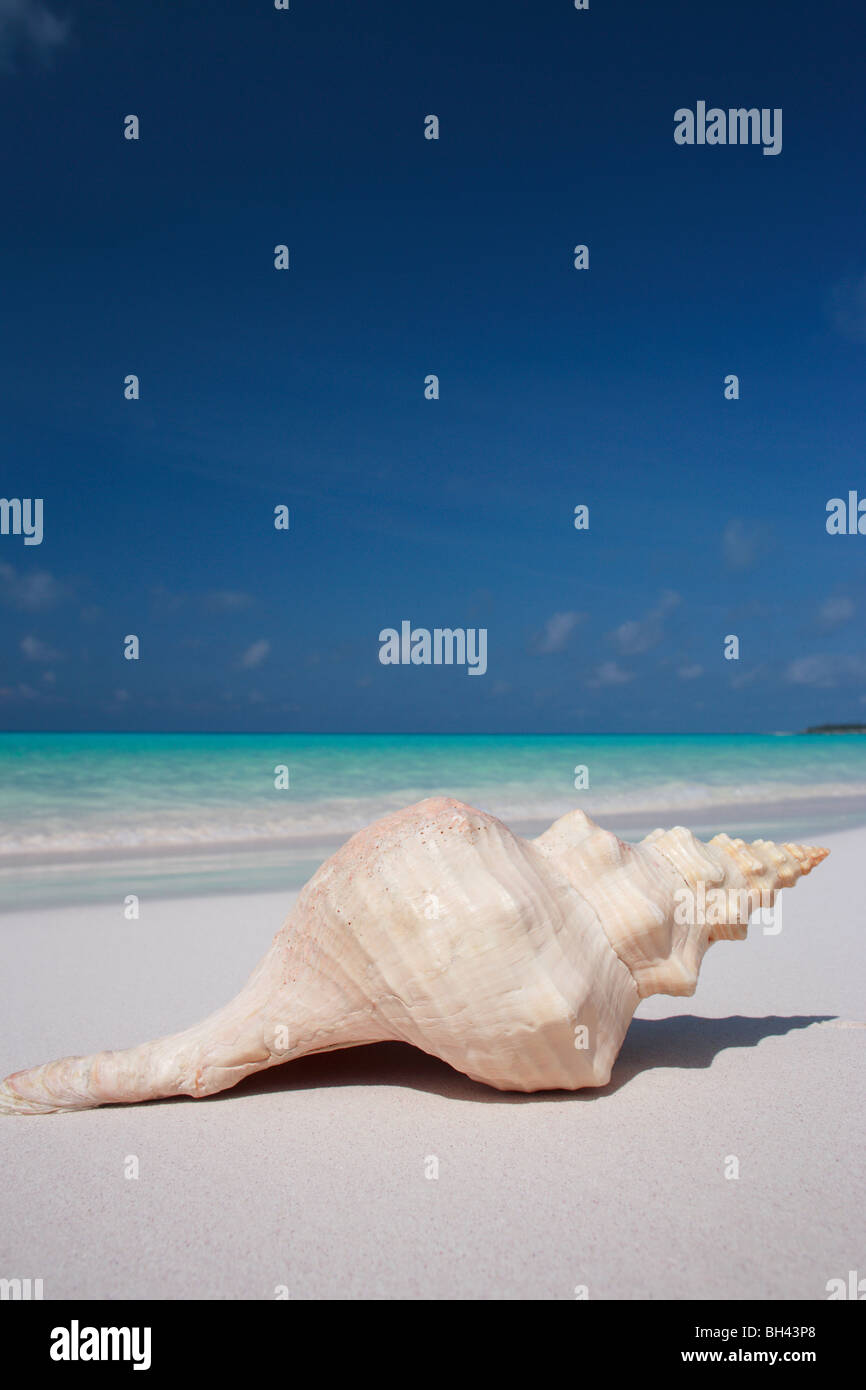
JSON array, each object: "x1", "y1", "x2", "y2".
[{"x1": 1, "y1": 732, "x2": 864, "y2": 908}]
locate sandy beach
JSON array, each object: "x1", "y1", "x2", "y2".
[{"x1": 0, "y1": 822, "x2": 863, "y2": 1301}]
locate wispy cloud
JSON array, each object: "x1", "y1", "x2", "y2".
[
  {"x1": 20, "y1": 634, "x2": 60, "y2": 662},
  {"x1": 0, "y1": 0, "x2": 70, "y2": 68},
  {"x1": 609, "y1": 590, "x2": 680, "y2": 655},
  {"x1": 151, "y1": 585, "x2": 255, "y2": 615},
  {"x1": 816, "y1": 595, "x2": 855, "y2": 631},
  {"x1": 206, "y1": 590, "x2": 254, "y2": 613},
  {"x1": 0, "y1": 562, "x2": 65, "y2": 610},
  {"x1": 677, "y1": 664, "x2": 703, "y2": 680},
  {"x1": 589, "y1": 660, "x2": 634, "y2": 687},
  {"x1": 240, "y1": 639, "x2": 270, "y2": 669},
  {"x1": 0, "y1": 678, "x2": 64, "y2": 703},
  {"x1": 785, "y1": 653, "x2": 866, "y2": 688},
  {"x1": 722, "y1": 519, "x2": 764, "y2": 572},
  {"x1": 0, "y1": 681, "x2": 40, "y2": 701},
  {"x1": 535, "y1": 610, "x2": 584, "y2": 654},
  {"x1": 729, "y1": 663, "x2": 768, "y2": 689}
]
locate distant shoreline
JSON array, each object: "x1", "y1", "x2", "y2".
[{"x1": 804, "y1": 725, "x2": 866, "y2": 735}]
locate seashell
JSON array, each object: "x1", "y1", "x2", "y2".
[{"x1": 0, "y1": 798, "x2": 829, "y2": 1113}]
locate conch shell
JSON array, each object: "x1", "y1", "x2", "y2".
[{"x1": 0, "y1": 797, "x2": 828, "y2": 1112}]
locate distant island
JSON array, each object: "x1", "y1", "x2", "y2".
[{"x1": 803, "y1": 724, "x2": 866, "y2": 734}]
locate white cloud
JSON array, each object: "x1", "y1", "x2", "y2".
[
  {"x1": 0, "y1": 0, "x2": 70, "y2": 66},
  {"x1": 0, "y1": 562, "x2": 64, "y2": 610},
  {"x1": 207, "y1": 590, "x2": 253, "y2": 613},
  {"x1": 729, "y1": 664, "x2": 767, "y2": 689},
  {"x1": 152, "y1": 585, "x2": 255, "y2": 614},
  {"x1": 536, "y1": 610, "x2": 583, "y2": 654},
  {"x1": 241, "y1": 639, "x2": 270, "y2": 669},
  {"x1": 722, "y1": 519, "x2": 764, "y2": 572},
  {"x1": 589, "y1": 661, "x2": 634, "y2": 687},
  {"x1": 785, "y1": 653, "x2": 866, "y2": 688},
  {"x1": 610, "y1": 590, "x2": 680, "y2": 654},
  {"x1": 0, "y1": 681, "x2": 40, "y2": 701},
  {"x1": 678, "y1": 664, "x2": 703, "y2": 680},
  {"x1": 20, "y1": 634, "x2": 60, "y2": 662},
  {"x1": 816, "y1": 596, "x2": 855, "y2": 631}
]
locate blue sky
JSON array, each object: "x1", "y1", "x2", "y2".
[{"x1": 0, "y1": 0, "x2": 864, "y2": 732}]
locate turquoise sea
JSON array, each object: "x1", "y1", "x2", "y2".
[{"x1": 1, "y1": 733, "x2": 865, "y2": 909}]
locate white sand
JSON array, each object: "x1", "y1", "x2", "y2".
[{"x1": 0, "y1": 827, "x2": 864, "y2": 1300}]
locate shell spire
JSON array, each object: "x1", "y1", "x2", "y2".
[
  {"x1": 710, "y1": 835, "x2": 830, "y2": 891},
  {"x1": 640, "y1": 825, "x2": 830, "y2": 952}
]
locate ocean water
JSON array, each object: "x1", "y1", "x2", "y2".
[{"x1": 1, "y1": 732, "x2": 865, "y2": 909}]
